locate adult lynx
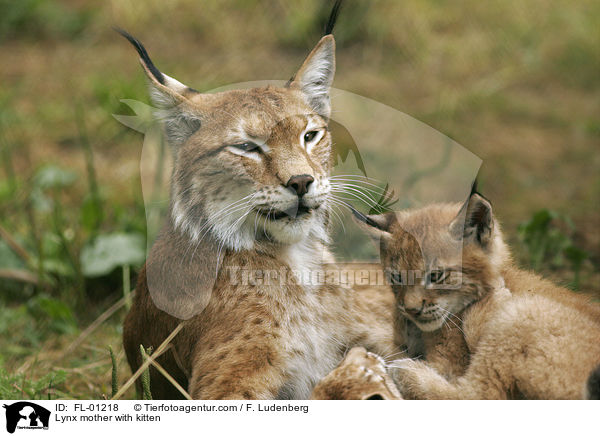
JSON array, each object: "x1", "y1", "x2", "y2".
[{"x1": 119, "y1": 4, "x2": 399, "y2": 399}]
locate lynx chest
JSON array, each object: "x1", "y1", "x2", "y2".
[{"x1": 275, "y1": 288, "x2": 346, "y2": 400}]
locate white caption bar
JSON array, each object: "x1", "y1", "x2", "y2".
[{"x1": 0, "y1": 400, "x2": 595, "y2": 436}]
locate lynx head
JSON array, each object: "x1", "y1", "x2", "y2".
[
  {"x1": 118, "y1": 29, "x2": 337, "y2": 251},
  {"x1": 355, "y1": 192, "x2": 510, "y2": 332}
]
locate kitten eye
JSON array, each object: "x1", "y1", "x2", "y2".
[
  {"x1": 232, "y1": 142, "x2": 261, "y2": 153},
  {"x1": 428, "y1": 270, "x2": 447, "y2": 284},
  {"x1": 304, "y1": 131, "x2": 319, "y2": 142}
]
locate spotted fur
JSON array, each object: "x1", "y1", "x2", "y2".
[
  {"x1": 120, "y1": 21, "x2": 400, "y2": 399},
  {"x1": 358, "y1": 193, "x2": 600, "y2": 399}
]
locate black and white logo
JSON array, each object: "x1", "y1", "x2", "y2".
[{"x1": 3, "y1": 402, "x2": 50, "y2": 434}]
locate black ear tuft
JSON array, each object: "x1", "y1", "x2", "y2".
[
  {"x1": 351, "y1": 206, "x2": 367, "y2": 222},
  {"x1": 324, "y1": 0, "x2": 343, "y2": 35},
  {"x1": 469, "y1": 178, "x2": 491, "y2": 203},
  {"x1": 351, "y1": 207, "x2": 375, "y2": 228},
  {"x1": 286, "y1": 0, "x2": 341, "y2": 87},
  {"x1": 470, "y1": 179, "x2": 479, "y2": 197},
  {"x1": 351, "y1": 207, "x2": 393, "y2": 232},
  {"x1": 114, "y1": 27, "x2": 165, "y2": 85}
]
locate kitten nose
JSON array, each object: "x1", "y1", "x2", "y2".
[
  {"x1": 404, "y1": 300, "x2": 425, "y2": 317},
  {"x1": 286, "y1": 174, "x2": 314, "y2": 197}
]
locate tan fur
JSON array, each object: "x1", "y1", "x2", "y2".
[
  {"x1": 311, "y1": 347, "x2": 402, "y2": 400},
  {"x1": 125, "y1": 260, "x2": 396, "y2": 399},
  {"x1": 359, "y1": 197, "x2": 600, "y2": 399},
  {"x1": 122, "y1": 34, "x2": 400, "y2": 399}
]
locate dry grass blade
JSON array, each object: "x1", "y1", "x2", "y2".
[
  {"x1": 140, "y1": 345, "x2": 152, "y2": 400},
  {"x1": 0, "y1": 223, "x2": 31, "y2": 262},
  {"x1": 0, "y1": 269, "x2": 39, "y2": 285},
  {"x1": 112, "y1": 322, "x2": 186, "y2": 400},
  {"x1": 62, "y1": 293, "x2": 133, "y2": 358},
  {"x1": 148, "y1": 357, "x2": 192, "y2": 400}
]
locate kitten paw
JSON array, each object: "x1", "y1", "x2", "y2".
[{"x1": 388, "y1": 358, "x2": 449, "y2": 399}]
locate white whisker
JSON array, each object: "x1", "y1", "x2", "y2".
[
  {"x1": 436, "y1": 305, "x2": 466, "y2": 336},
  {"x1": 330, "y1": 181, "x2": 388, "y2": 198},
  {"x1": 327, "y1": 203, "x2": 346, "y2": 233}
]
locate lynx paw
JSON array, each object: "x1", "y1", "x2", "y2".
[
  {"x1": 311, "y1": 347, "x2": 402, "y2": 400},
  {"x1": 388, "y1": 358, "x2": 449, "y2": 399}
]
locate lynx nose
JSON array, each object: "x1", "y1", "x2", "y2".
[
  {"x1": 286, "y1": 174, "x2": 314, "y2": 197},
  {"x1": 404, "y1": 300, "x2": 425, "y2": 317}
]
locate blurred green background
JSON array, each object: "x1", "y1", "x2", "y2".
[{"x1": 0, "y1": 0, "x2": 598, "y2": 399}]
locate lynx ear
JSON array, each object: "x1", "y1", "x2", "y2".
[
  {"x1": 450, "y1": 193, "x2": 494, "y2": 247},
  {"x1": 289, "y1": 35, "x2": 336, "y2": 118},
  {"x1": 115, "y1": 28, "x2": 201, "y2": 146},
  {"x1": 351, "y1": 208, "x2": 396, "y2": 239}
]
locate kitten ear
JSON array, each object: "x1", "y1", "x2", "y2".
[
  {"x1": 116, "y1": 28, "x2": 201, "y2": 146},
  {"x1": 450, "y1": 193, "x2": 494, "y2": 247},
  {"x1": 351, "y1": 208, "x2": 396, "y2": 239},
  {"x1": 289, "y1": 35, "x2": 336, "y2": 118}
]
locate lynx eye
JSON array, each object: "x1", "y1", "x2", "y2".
[
  {"x1": 232, "y1": 142, "x2": 261, "y2": 153},
  {"x1": 304, "y1": 131, "x2": 319, "y2": 142},
  {"x1": 302, "y1": 128, "x2": 325, "y2": 152},
  {"x1": 428, "y1": 270, "x2": 447, "y2": 284}
]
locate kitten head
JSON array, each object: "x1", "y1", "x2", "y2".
[{"x1": 355, "y1": 192, "x2": 510, "y2": 332}]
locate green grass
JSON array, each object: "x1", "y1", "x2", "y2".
[{"x1": 0, "y1": 0, "x2": 598, "y2": 399}]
